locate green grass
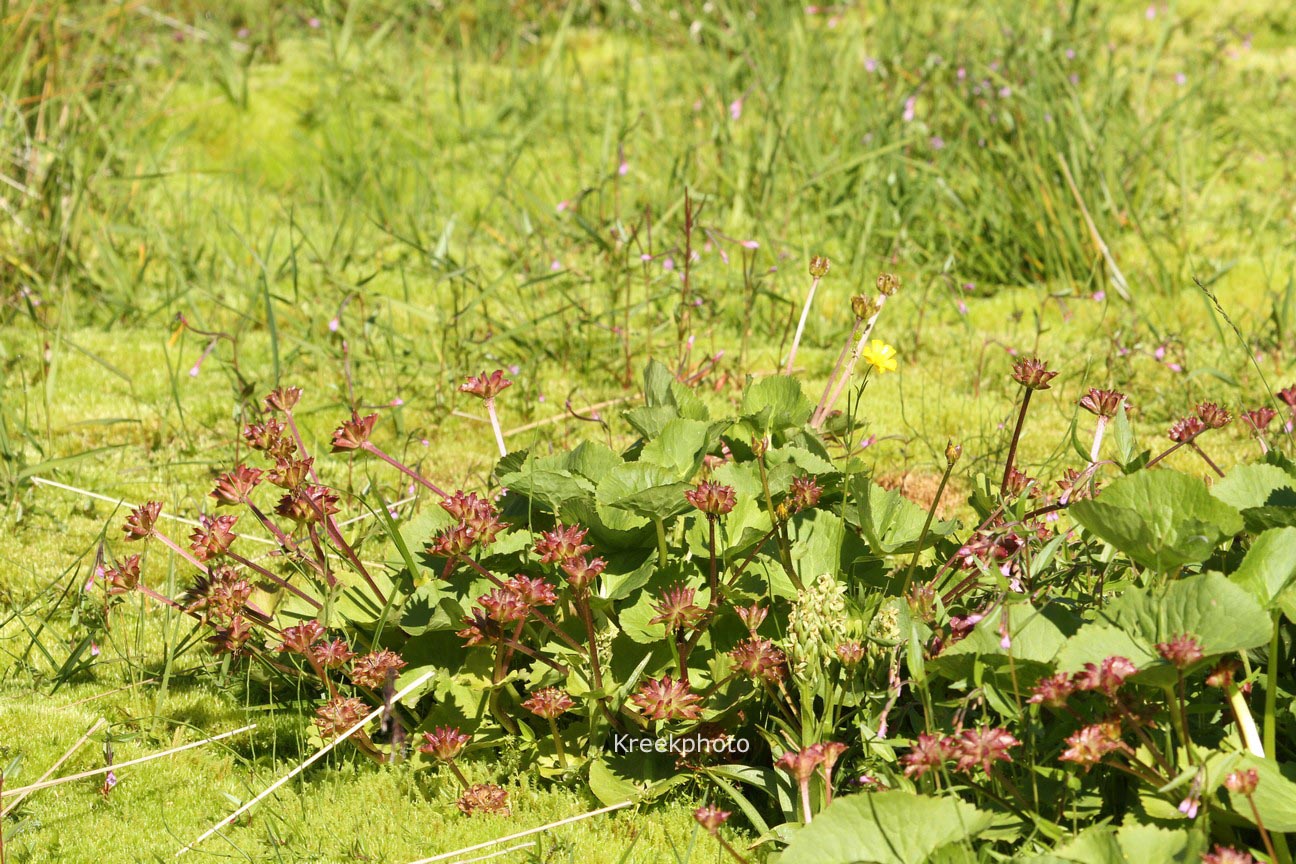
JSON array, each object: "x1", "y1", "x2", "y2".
[{"x1": 2, "y1": 0, "x2": 1295, "y2": 860}]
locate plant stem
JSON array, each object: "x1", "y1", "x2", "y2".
[
  {"x1": 654, "y1": 518, "x2": 669, "y2": 568},
  {"x1": 486, "y1": 399, "x2": 507, "y2": 458},
  {"x1": 784, "y1": 274, "x2": 823, "y2": 374},
  {"x1": 1265, "y1": 615, "x2": 1280, "y2": 757},
  {"x1": 707, "y1": 516, "x2": 718, "y2": 601},
  {"x1": 1227, "y1": 683, "x2": 1266, "y2": 757},
  {"x1": 548, "y1": 716, "x2": 568, "y2": 768},
  {"x1": 1089, "y1": 415, "x2": 1108, "y2": 464},
  {"x1": 227, "y1": 551, "x2": 321, "y2": 608},
  {"x1": 812, "y1": 297, "x2": 888, "y2": 429},
  {"x1": 1001, "y1": 388, "x2": 1032, "y2": 495},
  {"x1": 362, "y1": 441, "x2": 448, "y2": 497},
  {"x1": 812, "y1": 317, "x2": 863, "y2": 423},
  {"x1": 903, "y1": 457, "x2": 953, "y2": 593},
  {"x1": 1188, "y1": 441, "x2": 1225, "y2": 477}
]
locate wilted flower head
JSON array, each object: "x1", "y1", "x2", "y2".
[
  {"x1": 808, "y1": 255, "x2": 831, "y2": 278},
  {"x1": 350, "y1": 649, "x2": 407, "y2": 688},
  {"x1": 1156, "y1": 634, "x2": 1204, "y2": 669},
  {"x1": 461, "y1": 370, "x2": 512, "y2": 401},
  {"x1": 534, "y1": 523, "x2": 592, "y2": 564},
  {"x1": 189, "y1": 514, "x2": 238, "y2": 561},
  {"x1": 478, "y1": 587, "x2": 530, "y2": 625},
  {"x1": 430, "y1": 523, "x2": 477, "y2": 558},
  {"x1": 419, "y1": 726, "x2": 470, "y2": 761},
  {"x1": 123, "y1": 501, "x2": 163, "y2": 541},
  {"x1": 101, "y1": 555, "x2": 142, "y2": 597},
  {"x1": 650, "y1": 584, "x2": 706, "y2": 632},
  {"x1": 330, "y1": 414, "x2": 377, "y2": 452},
  {"x1": 522, "y1": 687, "x2": 575, "y2": 719},
  {"x1": 314, "y1": 696, "x2": 368, "y2": 739},
  {"x1": 1195, "y1": 402, "x2": 1232, "y2": 429},
  {"x1": 902, "y1": 734, "x2": 952, "y2": 778},
  {"x1": 1028, "y1": 672, "x2": 1075, "y2": 709},
  {"x1": 1003, "y1": 467, "x2": 1038, "y2": 498},
  {"x1": 685, "y1": 481, "x2": 736, "y2": 516},
  {"x1": 456, "y1": 783, "x2": 510, "y2": 817},
  {"x1": 559, "y1": 555, "x2": 607, "y2": 590},
  {"x1": 730, "y1": 637, "x2": 788, "y2": 682},
  {"x1": 1202, "y1": 846, "x2": 1257, "y2": 864},
  {"x1": 278, "y1": 620, "x2": 326, "y2": 655},
  {"x1": 694, "y1": 804, "x2": 731, "y2": 835},
  {"x1": 1169, "y1": 415, "x2": 1206, "y2": 443},
  {"x1": 630, "y1": 675, "x2": 704, "y2": 721},
  {"x1": 1278, "y1": 386, "x2": 1296, "y2": 410},
  {"x1": 1225, "y1": 769, "x2": 1259, "y2": 796},
  {"x1": 787, "y1": 475, "x2": 823, "y2": 512},
  {"x1": 1056, "y1": 468, "x2": 1095, "y2": 503},
  {"x1": 211, "y1": 465, "x2": 263, "y2": 506},
  {"x1": 952, "y1": 727, "x2": 1020, "y2": 775},
  {"x1": 1072, "y1": 655, "x2": 1138, "y2": 696},
  {"x1": 1241, "y1": 407, "x2": 1277, "y2": 433},
  {"x1": 441, "y1": 490, "x2": 493, "y2": 522},
  {"x1": 1079, "y1": 388, "x2": 1126, "y2": 418},
  {"x1": 851, "y1": 294, "x2": 881, "y2": 320},
  {"x1": 263, "y1": 386, "x2": 303, "y2": 412},
  {"x1": 1207, "y1": 658, "x2": 1241, "y2": 689},
  {"x1": 875, "y1": 272, "x2": 901, "y2": 296},
  {"x1": 1011, "y1": 357, "x2": 1058, "y2": 390},
  {"x1": 945, "y1": 440, "x2": 963, "y2": 465},
  {"x1": 1059, "y1": 721, "x2": 1126, "y2": 770}
]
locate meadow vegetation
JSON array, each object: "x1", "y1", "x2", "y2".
[{"x1": 1, "y1": 0, "x2": 1295, "y2": 861}]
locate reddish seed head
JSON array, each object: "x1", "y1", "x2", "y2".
[
  {"x1": 244, "y1": 417, "x2": 294, "y2": 458},
  {"x1": 1241, "y1": 407, "x2": 1277, "y2": 434},
  {"x1": 1028, "y1": 672, "x2": 1075, "y2": 709},
  {"x1": 350, "y1": 649, "x2": 407, "y2": 689},
  {"x1": 559, "y1": 555, "x2": 606, "y2": 590},
  {"x1": 1056, "y1": 468, "x2": 1095, "y2": 502},
  {"x1": 430, "y1": 524, "x2": 478, "y2": 559},
  {"x1": 835, "y1": 641, "x2": 865, "y2": 666},
  {"x1": 441, "y1": 490, "x2": 493, "y2": 522},
  {"x1": 263, "y1": 386, "x2": 303, "y2": 413},
  {"x1": 330, "y1": 414, "x2": 377, "y2": 452},
  {"x1": 211, "y1": 465, "x2": 263, "y2": 506},
  {"x1": 456, "y1": 783, "x2": 510, "y2": 817},
  {"x1": 478, "y1": 587, "x2": 530, "y2": 625},
  {"x1": 1279, "y1": 386, "x2": 1296, "y2": 409},
  {"x1": 1079, "y1": 388, "x2": 1127, "y2": 418},
  {"x1": 787, "y1": 475, "x2": 823, "y2": 512},
  {"x1": 456, "y1": 608, "x2": 500, "y2": 647},
  {"x1": 278, "y1": 620, "x2": 326, "y2": 655},
  {"x1": 1059, "y1": 721, "x2": 1126, "y2": 771},
  {"x1": 630, "y1": 675, "x2": 704, "y2": 721},
  {"x1": 123, "y1": 501, "x2": 162, "y2": 541},
  {"x1": 1003, "y1": 467, "x2": 1038, "y2": 498},
  {"x1": 1207, "y1": 658, "x2": 1241, "y2": 689},
  {"x1": 102, "y1": 554, "x2": 142, "y2": 597},
  {"x1": 952, "y1": 727, "x2": 1020, "y2": 776},
  {"x1": 729, "y1": 637, "x2": 788, "y2": 683},
  {"x1": 419, "y1": 726, "x2": 470, "y2": 761},
  {"x1": 1169, "y1": 415, "x2": 1206, "y2": 443},
  {"x1": 1156, "y1": 634, "x2": 1205, "y2": 670},
  {"x1": 693, "y1": 804, "x2": 731, "y2": 835},
  {"x1": 505, "y1": 574, "x2": 557, "y2": 608},
  {"x1": 460, "y1": 370, "x2": 513, "y2": 401},
  {"x1": 314, "y1": 696, "x2": 368, "y2": 739},
  {"x1": 650, "y1": 584, "x2": 706, "y2": 632},
  {"x1": 534, "y1": 522, "x2": 592, "y2": 565},
  {"x1": 685, "y1": 481, "x2": 736, "y2": 516},
  {"x1": 268, "y1": 457, "x2": 314, "y2": 490},
  {"x1": 1195, "y1": 402, "x2": 1232, "y2": 429},
  {"x1": 189, "y1": 514, "x2": 238, "y2": 562},
  {"x1": 1071, "y1": 655, "x2": 1138, "y2": 696},
  {"x1": 1011, "y1": 357, "x2": 1058, "y2": 391},
  {"x1": 902, "y1": 733, "x2": 953, "y2": 779},
  {"x1": 522, "y1": 687, "x2": 575, "y2": 719},
  {"x1": 183, "y1": 565, "x2": 252, "y2": 622},
  {"x1": 1202, "y1": 845, "x2": 1258, "y2": 864},
  {"x1": 736, "y1": 604, "x2": 768, "y2": 634},
  {"x1": 311, "y1": 638, "x2": 355, "y2": 670},
  {"x1": 206, "y1": 615, "x2": 254, "y2": 656},
  {"x1": 1225, "y1": 769, "x2": 1259, "y2": 796},
  {"x1": 776, "y1": 746, "x2": 826, "y2": 784},
  {"x1": 274, "y1": 485, "x2": 340, "y2": 525}
]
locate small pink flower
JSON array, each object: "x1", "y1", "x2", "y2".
[{"x1": 729, "y1": 99, "x2": 743, "y2": 120}]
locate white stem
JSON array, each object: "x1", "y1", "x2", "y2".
[
  {"x1": 1089, "y1": 416, "x2": 1108, "y2": 464},
  {"x1": 487, "y1": 401, "x2": 507, "y2": 458},
  {"x1": 405, "y1": 801, "x2": 633, "y2": 864},
  {"x1": 784, "y1": 276, "x2": 822, "y2": 374},
  {"x1": 177, "y1": 673, "x2": 435, "y2": 856},
  {"x1": 812, "y1": 297, "x2": 888, "y2": 428},
  {"x1": 1, "y1": 718, "x2": 107, "y2": 815}
]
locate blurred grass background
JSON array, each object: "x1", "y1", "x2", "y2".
[{"x1": 1, "y1": 0, "x2": 1294, "y2": 860}]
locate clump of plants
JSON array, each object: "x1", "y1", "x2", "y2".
[{"x1": 88, "y1": 269, "x2": 1296, "y2": 863}]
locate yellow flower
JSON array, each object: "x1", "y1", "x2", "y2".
[{"x1": 861, "y1": 340, "x2": 898, "y2": 373}]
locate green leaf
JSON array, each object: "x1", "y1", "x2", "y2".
[
  {"x1": 1209, "y1": 752, "x2": 1296, "y2": 831},
  {"x1": 1113, "y1": 402, "x2": 1134, "y2": 465},
  {"x1": 1026, "y1": 823, "x2": 1205, "y2": 863},
  {"x1": 934, "y1": 603, "x2": 1075, "y2": 666},
  {"x1": 740, "y1": 375, "x2": 813, "y2": 433},
  {"x1": 596, "y1": 462, "x2": 692, "y2": 523},
  {"x1": 853, "y1": 477, "x2": 954, "y2": 556},
  {"x1": 1056, "y1": 573, "x2": 1272, "y2": 682},
  {"x1": 777, "y1": 791, "x2": 992, "y2": 864},
  {"x1": 639, "y1": 418, "x2": 711, "y2": 476},
  {"x1": 1231, "y1": 527, "x2": 1296, "y2": 609},
  {"x1": 1069, "y1": 470, "x2": 1243, "y2": 573},
  {"x1": 1210, "y1": 464, "x2": 1296, "y2": 532},
  {"x1": 499, "y1": 452, "x2": 595, "y2": 511}
]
